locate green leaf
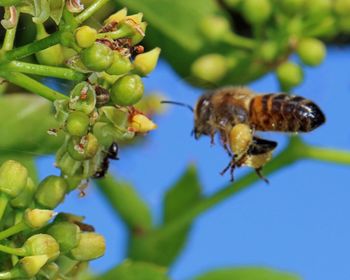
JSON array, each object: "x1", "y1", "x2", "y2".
[
  {"x1": 128, "y1": 166, "x2": 202, "y2": 266},
  {"x1": 193, "y1": 267, "x2": 301, "y2": 280},
  {"x1": 96, "y1": 174, "x2": 153, "y2": 232},
  {"x1": 96, "y1": 260, "x2": 170, "y2": 280},
  {"x1": 0, "y1": 94, "x2": 63, "y2": 155}
]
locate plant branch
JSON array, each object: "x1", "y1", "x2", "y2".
[
  {"x1": 75, "y1": 0, "x2": 110, "y2": 24},
  {"x1": 0, "y1": 31, "x2": 62, "y2": 64},
  {"x1": 303, "y1": 145, "x2": 350, "y2": 165},
  {"x1": 1, "y1": 61, "x2": 85, "y2": 81},
  {"x1": 0, "y1": 222, "x2": 27, "y2": 241},
  {"x1": 1, "y1": 11, "x2": 20, "y2": 51},
  {"x1": 0, "y1": 71, "x2": 68, "y2": 101}
]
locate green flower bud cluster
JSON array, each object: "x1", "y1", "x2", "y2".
[
  {"x1": 0, "y1": 160, "x2": 105, "y2": 279},
  {"x1": 51, "y1": 8, "x2": 159, "y2": 183},
  {"x1": 189, "y1": 0, "x2": 350, "y2": 88}
]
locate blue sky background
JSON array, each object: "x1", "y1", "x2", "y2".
[{"x1": 37, "y1": 46, "x2": 350, "y2": 280}]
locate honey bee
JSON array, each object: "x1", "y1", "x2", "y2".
[{"x1": 163, "y1": 86, "x2": 325, "y2": 181}]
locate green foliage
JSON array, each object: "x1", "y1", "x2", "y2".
[
  {"x1": 194, "y1": 267, "x2": 300, "y2": 280},
  {"x1": 97, "y1": 261, "x2": 170, "y2": 280}
]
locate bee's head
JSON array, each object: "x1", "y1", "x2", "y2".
[{"x1": 193, "y1": 95, "x2": 214, "y2": 139}]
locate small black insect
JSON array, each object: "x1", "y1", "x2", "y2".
[{"x1": 92, "y1": 142, "x2": 119, "y2": 179}]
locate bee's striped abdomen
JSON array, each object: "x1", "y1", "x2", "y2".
[{"x1": 249, "y1": 94, "x2": 325, "y2": 132}]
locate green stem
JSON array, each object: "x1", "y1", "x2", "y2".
[
  {"x1": 0, "y1": 243, "x2": 25, "y2": 257},
  {"x1": 1, "y1": 61, "x2": 85, "y2": 81},
  {"x1": 0, "y1": 222, "x2": 27, "y2": 241},
  {"x1": 0, "y1": 31, "x2": 62, "y2": 64},
  {"x1": 1, "y1": 10, "x2": 19, "y2": 51},
  {"x1": 0, "y1": 71, "x2": 68, "y2": 101},
  {"x1": 0, "y1": 194, "x2": 9, "y2": 221},
  {"x1": 75, "y1": 0, "x2": 110, "y2": 24},
  {"x1": 303, "y1": 146, "x2": 350, "y2": 165},
  {"x1": 222, "y1": 33, "x2": 255, "y2": 50},
  {"x1": 153, "y1": 137, "x2": 305, "y2": 239},
  {"x1": 96, "y1": 29, "x2": 134, "y2": 40}
]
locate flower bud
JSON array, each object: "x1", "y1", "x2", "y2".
[
  {"x1": 334, "y1": 0, "x2": 350, "y2": 16},
  {"x1": 104, "y1": 7, "x2": 128, "y2": 24},
  {"x1": 80, "y1": 42, "x2": 114, "y2": 72},
  {"x1": 56, "y1": 152, "x2": 82, "y2": 177},
  {"x1": 199, "y1": 16, "x2": 231, "y2": 42},
  {"x1": 35, "y1": 175, "x2": 68, "y2": 209},
  {"x1": 276, "y1": 61, "x2": 304, "y2": 91},
  {"x1": 106, "y1": 51, "x2": 133, "y2": 75},
  {"x1": 47, "y1": 222, "x2": 81, "y2": 253},
  {"x1": 0, "y1": 160, "x2": 28, "y2": 197},
  {"x1": 133, "y1": 47, "x2": 161, "y2": 76},
  {"x1": 259, "y1": 41, "x2": 279, "y2": 62},
  {"x1": 305, "y1": 0, "x2": 331, "y2": 18},
  {"x1": 12, "y1": 255, "x2": 49, "y2": 278},
  {"x1": 10, "y1": 177, "x2": 36, "y2": 208},
  {"x1": 75, "y1": 25, "x2": 97, "y2": 48},
  {"x1": 69, "y1": 81, "x2": 96, "y2": 114},
  {"x1": 70, "y1": 232, "x2": 105, "y2": 261},
  {"x1": 278, "y1": 0, "x2": 305, "y2": 15},
  {"x1": 191, "y1": 54, "x2": 228, "y2": 83},
  {"x1": 130, "y1": 114, "x2": 157, "y2": 133},
  {"x1": 110, "y1": 74, "x2": 144, "y2": 106},
  {"x1": 242, "y1": 0, "x2": 272, "y2": 24},
  {"x1": 24, "y1": 209, "x2": 55, "y2": 229},
  {"x1": 297, "y1": 38, "x2": 326, "y2": 66},
  {"x1": 67, "y1": 133, "x2": 99, "y2": 161},
  {"x1": 66, "y1": 111, "x2": 90, "y2": 137},
  {"x1": 35, "y1": 24, "x2": 64, "y2": 66},
  {"x1": 126, "y1": 13, "x2": 143, "y2": 24},
  {"x1": 23, "y1": 234, "x2": 60, "y2": 261}
]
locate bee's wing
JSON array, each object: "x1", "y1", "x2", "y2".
[{"x1": 247, "y1": 137, "x2": 278, "y2": 155}]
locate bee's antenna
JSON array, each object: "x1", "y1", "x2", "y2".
[{"x1": 160, "y1": 100, "x2": 194, "y2": 112}]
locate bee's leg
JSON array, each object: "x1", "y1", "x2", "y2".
[
  {"x1": 220, "y1": 157, "x2": 236, "y2": 182},
  {"x1": 255, "y1": 168, "x2": 269, "y2": 184}
]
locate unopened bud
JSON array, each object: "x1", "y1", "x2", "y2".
[
  {"x1": 75, "y1": 25, "x2": 97, "y2": 48},
  {"x1": 297, "y1": 38, "x2": 326, "y2": 66},
  {"x1": 47, "y1": 222, "x2": 81, "y2": 253},
  {"x1": 12, "y1": 255, "x2": 49, "y2": 278},
  {"x1": 110, "y1": 74, "x2": 144, "y2": 106},
  {"x1": 126, "y1": 13, "x2": 143, "y2": 24},
  {"x1": 66, "y1": 111, "x2": 90, "y2": 137},
  {"x1": 242, "y1": 0, "x2": 271, "y2": 24},
  {"x1": 133, "y1": 47, "x2": 161, "y2": 76},
  {"x1": 276, "y1": 61, "x2": 304, "y2": 91},
  {"x1": 0, "y1": 160, "x2": 28, "y2": 197},
  {"x1": 106, "y1": 51, "x2": 133, "y2": 75},
  {"x1": 130, "y1": 114, "x2": 157, "y2": 133},
  {"x1": 10, "y1": 177, "x2": 36, "y2": 208},
  {"x1": 70, "y1": 232, "x2": 105, "y2": 261},
  {"x1": 24, "y1": 209, "x2": 55, "y2": 229},
  {"x1": 131, "y1": 22, "x2": 147, "y2": 45},
  {"x1": 191, "y1": 54, "x2": 228, "y2": 83},
  {"x1": 199, "y1": 16, "x2": 231, "y2": 42},
  {"x1": 67, "y1": 133, "x2": 99, "y2": 161},
  {"x1": 24, "y1": 234, "x2": 60, "y2": 261},
  {"x1": 104, "y1": 7, "x2": 128, "y2": 25},
  {"x1": 35, "y1": 176, "x2": 68, "y2": 209}
]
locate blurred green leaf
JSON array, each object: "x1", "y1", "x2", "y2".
[
  {"x1": 96, "y1": 260, "x2": 170, "y2": 280},
  {"x1": 96, "y1": 174, "x2": 153, "y2": 232},
  {"x1": 193, "y1": 267, "x2": 301, "y2": 280},
  {"x1": 128, "y1": 166, "x2": 202, "y2": 266},
  {"x1": 0, "y1": 94, "x2": 63, "y2": 155}
]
